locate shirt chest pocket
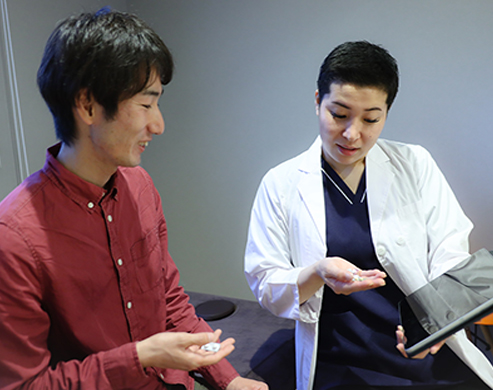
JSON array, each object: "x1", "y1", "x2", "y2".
[{"x1": 130, "y1": 228, "x2": 164, "y2": 293}]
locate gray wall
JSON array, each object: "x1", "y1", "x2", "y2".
[
  {"x1": 2, "y1": 1, "x2": 493, "y2": 301},
  {"x1": 130, "y1": 0, "x2": 493, "y2": 300},
  {"x1": 0, "y1": 29, "x2": 18, "y2": 200},
  {"x1": 0, "y1": 0, "x2": 126, "y2": 195}
]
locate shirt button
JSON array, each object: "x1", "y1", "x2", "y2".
[
  {"x1": 396, "y1": 236, "x2": 406, "y2": 246},
  {"x1": 428, "y1": 325, "x2": 438, "y2": 333},
  {"x1": 117, "y1": 259, "x2": 123, "y2": 266},
  {"x1": 446, "y1": 311, "x2": 456, "y2": 321},
  {"x1": 107, "y1": 215, "x2": 113, "y2": 222},
  {"x1": 376, "y1": 246, "x2": 386, "y2": 257},
  {"x1": 127, "y1": 302, "x2": 132, "y2": 309},
  {"x1": 159, "y1": 373, "x2": 165, "y2": 381},
  {"x1": 87, "y1": 202, "x2": 94, "y2": 209}
]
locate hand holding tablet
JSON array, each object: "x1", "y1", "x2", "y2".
[{"x1": 397, "y1": 249, "x2": 493, "y2": 358}]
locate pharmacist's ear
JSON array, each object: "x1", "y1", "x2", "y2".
[{"x1": 315, "y1": 90, "x2": 320, "y2": 116}]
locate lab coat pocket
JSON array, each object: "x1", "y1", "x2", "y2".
[
  {"x1": 131, "y1": 227, "x2": 164, "y2": 293},
  {"x1": 396, "y1": 200, "x2": 427, "y2": 253}
]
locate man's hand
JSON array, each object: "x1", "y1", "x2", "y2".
[
  {"x1": 316, "y1": 257, "x2": 387, "y2": 295},
  {"x1": 395, "y1": 325, "x2": 447, "y2": 359},
  {"x1": 226, "y1": 376, "x2": 269, "y2": 390},
  {"x1": 136, "y1": 329, "x2": 235, "y2": 371}
]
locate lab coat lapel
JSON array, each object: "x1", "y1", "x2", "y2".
[
  {"x1": 297, "y1": 138, "x2": 325, "y2": 245},
  {"x1": 366, "y1": 142, "x2": 395, "y2": 244},
  {"x1": 295, "y1": 138, "x2": 396, "y2": 251}
]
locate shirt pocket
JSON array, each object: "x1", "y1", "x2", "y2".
[{"x1": 130, "y1": 227, "x2": 164, "y2": 293}]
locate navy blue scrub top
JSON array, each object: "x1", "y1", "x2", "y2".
[{"x1": 313, "y1": 157, "x2": 480, "y2": 390}]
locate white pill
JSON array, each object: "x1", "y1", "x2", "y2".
[{"x1": 201, "y1": 342, "x2": 221, "y2": 353}]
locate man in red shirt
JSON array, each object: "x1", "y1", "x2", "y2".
[{"x1": 0, "y1": 8, "x2": 267, "y2": 390}]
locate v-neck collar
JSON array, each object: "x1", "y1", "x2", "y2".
[{"x1": 321, "y1": 157, "x2": 367, "y2": 205}]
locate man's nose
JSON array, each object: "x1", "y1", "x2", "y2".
[{"x1": 149, "y1": 109, "x2": 165, "y2": 135}]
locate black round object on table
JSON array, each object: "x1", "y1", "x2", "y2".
[{"x1": 195, "y1": 299, "x2": 237, "y2": 321}]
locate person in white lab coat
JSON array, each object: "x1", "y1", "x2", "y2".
[{"x1": 244, "y1": 41, "x2": 493, "y2": 390}]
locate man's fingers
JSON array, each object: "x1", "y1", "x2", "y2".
[
  {"x1": 196, "y1": 341, "x2": 235, "y2": 366},
  {"x1": 187, "y1": 329, "x2": 222, "y2": 348}
]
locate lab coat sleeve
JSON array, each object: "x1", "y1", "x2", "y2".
[
  {"x1": 413, "y1": 145, "x2": 473, "y2": 279},
  {"x1": 244, "y1": 168, "x2": 305, "y2": 321}
]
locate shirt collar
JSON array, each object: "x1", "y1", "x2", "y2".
[{"x1": 43, "y1": 143, "x2": 119, "y2": 208}]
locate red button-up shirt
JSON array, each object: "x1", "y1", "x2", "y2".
[{"x1": 0, "y1": 144, "x2": 238, "y2": 389}]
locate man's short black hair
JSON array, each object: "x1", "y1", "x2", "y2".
[
  {"x1": 37, "y1": 7, "x2": 174, "y2": 145},
  {"x1": 317, "y1": 41, "x2": 399, "y2": 109}
]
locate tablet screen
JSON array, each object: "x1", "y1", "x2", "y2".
[{"x1": 398, "y1": 248, "x2": 493, "y2": 357}]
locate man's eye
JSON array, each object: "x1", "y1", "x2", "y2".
[
  {"x1": 142, "y1": 104, "x2": 151, "y2": 109},
  {"x1": 365, "y1": 118, "x2": 380, "y2": 124}
]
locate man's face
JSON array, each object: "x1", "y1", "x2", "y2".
[
  {"x1": 87, "y1": 73, "x2": 164, "y2": 174},
  {"x1": 316, "y1": 83, "x2": 388, "y2": 174}
]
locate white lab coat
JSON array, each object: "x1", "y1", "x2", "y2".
[{"x1": 245, "y1": 137, "x2": 493, "y2": 390}]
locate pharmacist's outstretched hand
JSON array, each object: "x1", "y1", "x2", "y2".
[{"x1": 318, "y1": 256, "x2": 387, "y2": 295}]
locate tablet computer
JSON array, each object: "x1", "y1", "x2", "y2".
[{"x1": 398, "y1": 248, "x2": 493, "y2": 357}]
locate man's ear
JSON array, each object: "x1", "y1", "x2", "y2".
[{"x1": 74, "y1": 89, "x2": 96, "y2": 125}]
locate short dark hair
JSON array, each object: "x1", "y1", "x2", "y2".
[
  {"x1": 317, "y1": 41, "x2": 399, "y2": 109},
  {"x1": 37, "y1": 7, "x2": 174, "y2": 145}
]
